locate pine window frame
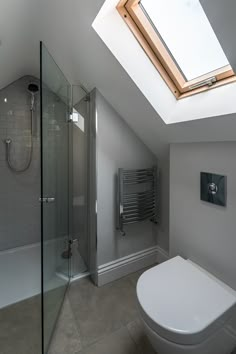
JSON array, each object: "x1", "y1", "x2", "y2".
[{"x1": 117, "y1": 0, "x2": 236, "y2": 99}]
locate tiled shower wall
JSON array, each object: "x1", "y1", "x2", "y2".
[
  {"x1": 0, "y1": 76, "x2": 40, "y2": 251},
  {"x1": 41, "y1": 83, "x2": 69, "y2": 243}
]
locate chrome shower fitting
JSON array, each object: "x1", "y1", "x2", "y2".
[{"x1": 4, "y1": 82, "x2": 39, "y2": 173}]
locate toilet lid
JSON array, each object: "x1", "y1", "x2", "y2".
[{"x1": 137, "y1": 256, "x2": 236, "y2": 345}]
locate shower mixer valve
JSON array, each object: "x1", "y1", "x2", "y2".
[{"x1": 5, "y1": 138, "x2": 12, "y2": 145}]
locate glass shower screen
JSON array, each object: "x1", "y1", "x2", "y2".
[{"x1": 40, "y1": 42, "x2": 71, "y2": 353}]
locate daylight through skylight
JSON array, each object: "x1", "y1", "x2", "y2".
[
  {"x1": 117, "y1": 0, "x2": 236, "y2": 98},
  {"x1": 141, "y1": 0, "x2": 229, "y2": 81}
]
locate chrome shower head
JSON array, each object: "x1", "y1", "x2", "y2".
[{"x1": 28, "y1": 83, "x2": 39, "y2": 93}]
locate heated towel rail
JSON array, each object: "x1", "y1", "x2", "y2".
[{"x1": 116, "y1": 166, "x2": 159, "y2": 236}]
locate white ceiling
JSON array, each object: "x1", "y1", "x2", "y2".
[
  {"x1": 0, "y1": 0, "x2": 39, "y2": 90},
  {"x1": 1, "y1": 0, "x2": 236, "y2": 159}
]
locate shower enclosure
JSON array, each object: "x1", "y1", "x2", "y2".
[
  {"x1": 0, "y1": 72, "x2": 42, "y2": 354},
  {"x1": 0, "y1": 42, "x2": 91, "y2": 354}
]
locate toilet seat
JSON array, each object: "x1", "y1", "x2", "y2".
[{"x1": 137, "y1": 256, "x2": 236, "y2": 346}]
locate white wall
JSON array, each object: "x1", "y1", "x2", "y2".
[
  {"x1": 170, "y1": 142, "x2": 236, "y2": 290},
  {"x1": 158, "y1": 155, "x2": 170, "y2": 252},
  {"x1": 96, "y1": 90, "x2": 158, "y2": 265}
]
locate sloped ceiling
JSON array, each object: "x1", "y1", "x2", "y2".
[
  {"x1": 0, "y1": 0, "x2": 39, "y2": 90},
  {"x1": 1, "y1": 0, "x2": 236, "y2": 159},
  {"x1": 201, "y1": 0, "x2": 236, "y2": 72}
]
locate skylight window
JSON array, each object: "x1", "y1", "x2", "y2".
[
  {"x1": 117, "y1": 0, "x2": 236, "y2": 99},
  {"x1": 141, "y1": 0, "x2": 229, "y2": 81}
]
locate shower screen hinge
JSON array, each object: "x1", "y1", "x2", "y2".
[
  {"x1": 68, "y1": 113, "x2": 73, "y2": 123},
  {"x1": 84, "y1": 94, "x2": 90, "y2": 102}
]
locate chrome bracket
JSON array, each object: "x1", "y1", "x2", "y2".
[{"x1": 39, "y1": 197, "x2": 55, "y2": 203}]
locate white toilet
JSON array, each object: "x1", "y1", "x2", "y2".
[{"x1": 137, "y1": 256, "x2": 236, "y2": 354}]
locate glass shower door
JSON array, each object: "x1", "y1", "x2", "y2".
[
  {"x1": 40, "y1": 42, "x2": 71, "y2": 353},
  {"x1": 71, "y1": 87, "x2": 89, "y2": 277}
]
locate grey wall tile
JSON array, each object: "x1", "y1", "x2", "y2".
[{"x1": 0, "y1": 76, "x2": 40, "y2": 251}]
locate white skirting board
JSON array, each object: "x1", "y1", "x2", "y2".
[{"x1": 97, "y1": 246, "x2": 169, "y2": 287}]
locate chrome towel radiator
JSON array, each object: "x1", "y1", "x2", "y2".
[{"x1": 116, "y1": 166, "x2": 159, "y2": 236}]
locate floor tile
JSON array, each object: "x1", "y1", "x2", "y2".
[
  {"x1": 44, "y1": 285, "x2": 68, "y2": 349},
  {"x1": 127, "y1": 319, "x2": 156, "y2": 354},
  {"x1": 68, "y1": 278, "x2": 125, "y2": 347},
  {"x1": 127, "y1": 264, "x2": 157, "y2": 288},
  {"x1": 0, "y1": 295, "x2": 41, "y2": 354},
  {"x1": 114, "y1": 276, "x2": 140, "y2": 325},
  {"x1": 49, "y1": 266, "x2": 157, "y2": 353},
  {"x1": 77, "y1": 326, "x2": 139, "y2": 354},
  {"x1": 48, "y1": 296, "x2": 82, "y2": 354},
  {"x1": 68, "y1": 275, "x2": 141, "y2": 347}
]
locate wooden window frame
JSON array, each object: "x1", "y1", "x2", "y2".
[{"x1": 117, "y1": 0, "x2": 236, "y2": 99}]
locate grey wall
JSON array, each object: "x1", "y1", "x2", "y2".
[
  {"x1": 0, "y1": 76, "x2": 40, "y2": 251},
  {"x1": 200, "y1": 0, "x2": 236, "y2": 72},
  {"x1": 170, "y1": 142, "x2": 236, "y2": 290},
  {"x1": 95, "y1": 90, "x2": 158, "y2": 266}
]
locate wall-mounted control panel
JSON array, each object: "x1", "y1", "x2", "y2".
[{"x1": 201, "y1": 172, "x2": 226, "y2": 207}]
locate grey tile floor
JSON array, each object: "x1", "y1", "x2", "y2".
[
  {"x1": 0, "y1": 295, "x2": 42, "y2": 354},
  {"x1": 48, "y1": 268, "x2": 156, "y2": 354}
]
